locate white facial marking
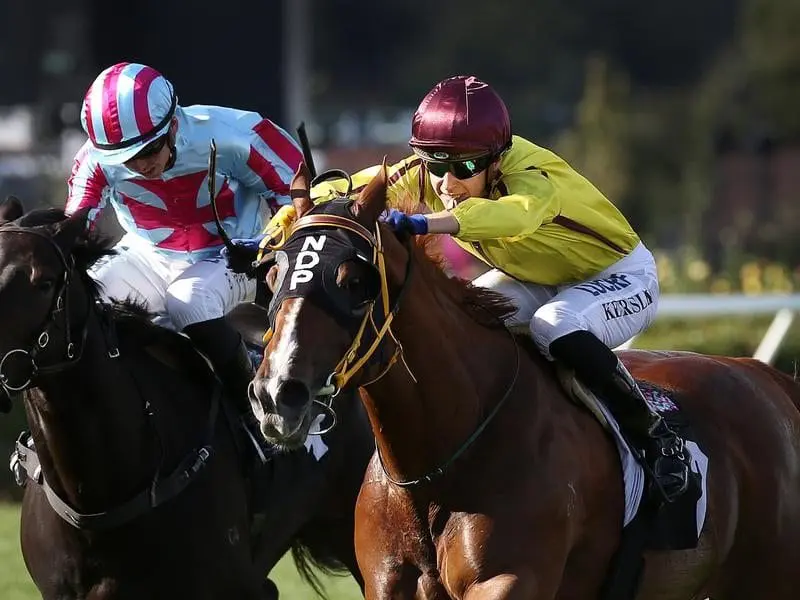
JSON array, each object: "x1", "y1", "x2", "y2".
[{"x1": 266, "y1": 298, "x2": 303, "y2": 400}]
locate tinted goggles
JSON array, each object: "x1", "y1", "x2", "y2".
[
  {"x1": 422, "y1": 153, "x2": 495, "y2": 179},
  {"x1": 129, "y1": 133, "x2": 169, "y2": 161}
]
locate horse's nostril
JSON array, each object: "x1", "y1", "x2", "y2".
[
  {"x1": 274, "y1": 378, "x2": 311, "y2": 411},
  {"x1": 251, "y1": 377, "x2": 273, "y2": 406}
]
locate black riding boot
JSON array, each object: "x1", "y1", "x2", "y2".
[
  {"x1": 549, "y1": 331, "x2": 690, "y2": 503},
  {"x1": 183, "y1": 317, "x2": 269, "y2": 464}
]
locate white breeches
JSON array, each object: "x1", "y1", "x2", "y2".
[
  {"x1": 472, "y1": 242, "x2": 659, "y2": 358},
  {"x1": 90, "y1": 233, "x2": 257, "y2": 331}
]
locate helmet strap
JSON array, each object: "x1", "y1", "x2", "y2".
[
  {"x1": 164, "y1": 125, "x2": 178, "y2": 172},
  {"x1": 487, "y1": 156, "x2": 502, "y2": 183}
]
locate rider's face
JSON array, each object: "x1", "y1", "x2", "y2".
[
  {"x1": 428, "y1": 167, "x2": 491, "y2": 209},
  {"x1": 124, "y1": 119, "x2": 177, "y2": 179}
]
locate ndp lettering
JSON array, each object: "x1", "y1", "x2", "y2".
[{"x1": 289, "y1": 235, "x2": 327, "y2": 290}]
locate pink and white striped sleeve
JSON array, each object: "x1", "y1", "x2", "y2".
[
  {"x1": 237, "y1": 118, "x2": 303, "y2": 214},
  {"x1": 64, "y1": 144, "x2": 110, "y2": 227}
]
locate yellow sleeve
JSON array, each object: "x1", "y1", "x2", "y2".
[
  {"x1": 261, "y1": 156, "x2": 428, "y2": 242},
  {"x1": 310, "y1": 156, "x2": 426, "y2": 210},
  {"x1": 450, "y1": 171, "x2": 559, "y2": 241}
]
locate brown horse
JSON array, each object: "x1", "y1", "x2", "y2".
[
  {"x1": 0, "y1": 196, "x2": 373, "y2": 599},
  {"x1": 251, "y1": 163, "x2": 800, "y2": 599}
]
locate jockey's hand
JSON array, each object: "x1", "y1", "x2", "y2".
[
  {"x1": 382, "y1": 209, "x2": 428, "y2": 235},
  {"x1": 222, "y1": 236, "x2": 264, "y2": 275}
]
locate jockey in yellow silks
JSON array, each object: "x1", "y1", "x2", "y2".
[{"x1": 237, "y1": 75, "x2": 690, "y2": 503}]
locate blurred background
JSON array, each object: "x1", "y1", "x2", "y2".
[{"x1": 0, "y1": 0, "x2": 798, "y2": 595}]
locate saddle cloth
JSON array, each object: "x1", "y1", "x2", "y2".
[{"x1": 558, "y1": 368, "x2": 708, "y2": 539}]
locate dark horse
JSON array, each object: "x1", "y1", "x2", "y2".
[
  {"x1": 252, "y1": 164, "x2": 800, "y2": 599},
  {"x1": 0, "y1": 196, "x2": 373, "y2": 599}
]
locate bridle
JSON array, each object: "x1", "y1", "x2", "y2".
[
  {"x1": 1, "y1": 223, "x2": 222, "y2": 530},
  {"x1": 257, "y1": 200, "x2": 521, "y2": 488},
  {"x1": 258, "y1": 208, "x2": 415, "y2": 410},
  {"x1": 0, "y1": 227, "x2": 96, "y2": 394}
]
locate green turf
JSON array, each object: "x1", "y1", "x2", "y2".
[
  {"x1": 0, "y1": 502, "x2": 362, "y2": 599},
  {"x1": 0, "y1": 503, "x2": 36, "y2": 600}
]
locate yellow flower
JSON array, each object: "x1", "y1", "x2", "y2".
[
  {"x1": 763, "y1": 263, "x2": 792, "y2": 292},
  {"x1": 686, "y1": 259, "x2": 710, "y2": 282}
]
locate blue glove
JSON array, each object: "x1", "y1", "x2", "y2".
[
  {"x1": 221, "y1": 235, "x2": 266, "y2": 274},
  {"x1": 382, "y1": 209, "x2": 428, "y2": 235}
]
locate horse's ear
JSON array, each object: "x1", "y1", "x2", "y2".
[
  {"x1": 0, "y1": 195, "x2": 24, "y2": 224},
  {"x1": 290, "y1": 163, "x2": 315, "y2": 218},
  {"x1": 52, "y1": 208, "x2": 90, "y2": 252},
  {"x1": 353, "y1": 157, "x2": 388, "y2": 224}
]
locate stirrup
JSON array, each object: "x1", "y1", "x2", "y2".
[
  {"x1": 645, "y1": 433, "x2": 691, "y2": 503},
  {"x1": 659, "y1": 435, "x2": 685, "y2": 460},
  {"x1": 647, "y1": 418, "x2": 686, "y2": 460},
  {"x1": 652, "y1": 456, "x2": 690, "y2": 502}
]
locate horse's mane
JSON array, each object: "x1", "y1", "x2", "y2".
[{"x1": 387, "y1": 194, "x2": 517, "y2": 329}]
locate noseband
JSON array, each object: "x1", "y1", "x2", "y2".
[{"x1": 0, "y1": 226, "x2": 92, "y2": 394}]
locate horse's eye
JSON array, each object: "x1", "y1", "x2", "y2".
[
  {"x1": 34, "y1": 279, "x2": 56, "y2": 293},
  {"x1": 338, "y1": 272, "x2": 366, "y2": 296}
]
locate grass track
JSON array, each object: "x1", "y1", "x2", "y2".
[{"x1": 0, "y1": 503, "x2": 362, "y2": 599}]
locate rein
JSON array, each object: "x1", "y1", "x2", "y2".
[{"x1": 376, "y1": 325, "x2": 521, "y2": 488}]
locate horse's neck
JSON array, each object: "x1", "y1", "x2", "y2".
[
  {"x1": 25, "y1": 317, "x2": 153, "y2": 510},
  {"x1": 363, "y1": 291, "x2": 519, "y2": 486}
]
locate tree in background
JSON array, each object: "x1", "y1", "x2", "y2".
[
  {"x1": 552, "y1": 56, "x2": 631, "y2": 205},
  {"x1": 743, "y1": 0, "x2": 800, "y2": 138}
]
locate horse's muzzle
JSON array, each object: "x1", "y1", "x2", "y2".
[{"x1": 252, "y1": 376, "x2": 313, "y2": 447}]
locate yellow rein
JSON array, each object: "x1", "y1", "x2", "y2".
[{"x1": 258, "y1": 213, "x2": 402, "y2": 396}]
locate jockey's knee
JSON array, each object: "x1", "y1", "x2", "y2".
[
  {"x1": 89, "y1": 255, "x2": 146, "y2": 305},
  {"x1": 531, "y1": 303, "x2": 587, "y2": 360},
  {"x1": 472, "y1": 269, "x2": 552, "y2": 328},
  {"x1": 165, "y1": 279, "x2": 224, "y2": 331}
]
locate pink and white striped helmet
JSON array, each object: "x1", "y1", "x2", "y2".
[{"x1": 80, "y1": 62, "x2": 177, "y2": 165}]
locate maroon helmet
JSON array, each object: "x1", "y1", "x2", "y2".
[{"x1": 409, "y1": 75, "x2": 511, "y2": 159}]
